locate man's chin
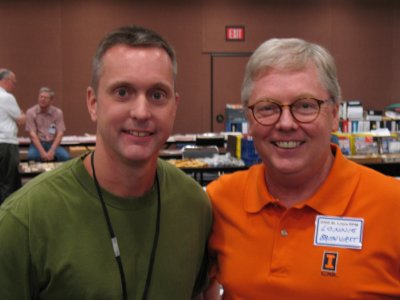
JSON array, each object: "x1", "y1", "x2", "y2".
[
  {"x1": 270, "y1": 159, "x2": 304, "y2": 175},
  {"x1": 122, "y1": 149, "x2": 157, "y2": 163}
]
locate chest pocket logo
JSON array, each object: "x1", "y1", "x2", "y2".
[{"x1": 321, "y1": 251, "x2": 338, "y2": 275}]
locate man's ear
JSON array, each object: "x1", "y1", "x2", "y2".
[
  {"x1": 331, "y1": 101, "x2": 340, "y2": 132},
  {"x1": 86, "y1": 87, "x2": 97, "y2": 122}
]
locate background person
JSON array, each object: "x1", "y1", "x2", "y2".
[
  {"x1": 0, "y1": 69, "x2": 25, "y2": 204},
  {"x1": 25, "y1": 86, "x2": 70, "y2": 161},
  {"x1": 205, "y1": 38, "x2": 400, "y2": 299},
  {"x1": 0, "y1": 25, "x2": 211, "y2": 300}
]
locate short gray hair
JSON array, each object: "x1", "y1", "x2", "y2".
[
  {"x1": 39, "y1": 87, "x2": 55, "y2": 99},
  {"x1": 241, "y1": 38, "x2": 341, "y2": 106},
  {"x1": 0, "y1": 69, "x2": 13, "y2": 81}
]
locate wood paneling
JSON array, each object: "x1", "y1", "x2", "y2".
[{"x1": 0, "y1": 0, "x2": 399, "y2": 134}]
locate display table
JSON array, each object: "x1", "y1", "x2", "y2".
[
  {"x1": 18, "y1": 135, "x2": 96, "y2": 161},
  {"x1": 178, "y1": 165, "x2": 247, "y2": 185},
  {"x1": 18, "y1": 135, "x2": 96, "y2": 146},
  {"x1": 19, "y1": 161, "x2": 247, "y2": 186},
  {"x1": 18, "y1": 136, "x2": 400, "y2": 184},
  {"x1": 345, "y1": 154, "x2": 400, "y2": 176}
]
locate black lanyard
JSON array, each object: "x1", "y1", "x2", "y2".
[{"x1": 90, "y1": 152, "x2": 161, "y2": 300}]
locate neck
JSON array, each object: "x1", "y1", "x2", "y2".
[
  {"x1": 265, "y1": 152, "x2": 335, "y2": 207},
  {"x1": 40, "y1": 106, "x2": 50, "y2": 113},
  {"x1": 84, "y1": 150, "x2": 157, "y2": 198},
  {"x1": 0, "y1": 84, "x2": 9, "y2": 92}
]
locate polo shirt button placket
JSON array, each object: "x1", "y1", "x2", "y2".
[{"x1": 280, "y1": 229, "x2": 288, "y2": 237}]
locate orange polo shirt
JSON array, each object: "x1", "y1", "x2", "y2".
[{"x1": 207, "y1": 145, "x2": 400, "y2": 300}]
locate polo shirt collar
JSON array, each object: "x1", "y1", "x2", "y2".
[
  {"x1": 305, "y1": 145, "x2": 360, "y2": 216},
  {"x1": 35, "y1": 104, "x2": 55, "y2": 115},
  {"x1": 243, "y1": 164, "x2": 277, "y2": 213}
]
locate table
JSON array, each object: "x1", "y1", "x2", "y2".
[
  {"x1": 18, "y1": 135, "x2": 96, "y2": 161},
  {"x1": 178, "y1": 166, "x2": 247, "y2": 185}
]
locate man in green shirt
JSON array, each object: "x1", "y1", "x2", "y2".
[{"x1": 0, "y1": 25, "x2": 211, "y2": 300}]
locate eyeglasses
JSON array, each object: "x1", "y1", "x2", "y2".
[{"x1": 247, "y1": 97, "x2": 331, "y2": 126}]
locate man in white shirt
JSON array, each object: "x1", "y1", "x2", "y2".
[{"x1": 0, "y1": 69, "x2": 25, "y2": 203}]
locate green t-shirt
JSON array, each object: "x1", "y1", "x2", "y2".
[{"x1": 0, "y1": 155, "x2": 212, "y2": 299}]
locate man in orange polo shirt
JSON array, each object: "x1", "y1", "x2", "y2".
[{"x1": 204, "y1": 38, "x2": 400, "y2": 299}]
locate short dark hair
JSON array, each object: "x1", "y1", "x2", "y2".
[{"x1": 91, "y1": 25, "x2": 177, "y2": 92}]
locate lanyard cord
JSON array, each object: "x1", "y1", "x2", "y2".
[
  {"x1": 142, "y1": 166, "x2": 160, "y2": 300},
  {"x1": 90, "y1": 152, "x2": 161, "y2": 300}
]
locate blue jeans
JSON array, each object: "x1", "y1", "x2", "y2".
[{"x1": 27, "y1": 141, "x2": 70, "y2": 162}]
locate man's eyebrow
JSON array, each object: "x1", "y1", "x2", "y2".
[
  {"x1": 151, "y1": 81, "x2": 174, "y2": 91},
  {"x1": 105, "y1": 80, "x2": 174, "y2": 93},
  {"x1": 105, "y1": 80, "x2": 133, "y2": 93}
]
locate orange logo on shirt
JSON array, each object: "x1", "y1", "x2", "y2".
[{"x1": 321, "y1": 251, "x2": 338, "y2": 274}]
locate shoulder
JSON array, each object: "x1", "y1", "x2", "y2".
[
  {"x1": 359, "y1": 163, "x2": 400, "y2": 193},
  {"x1": 205, "y1": 164, "x2": 265, "y2": 226},
  {"x1": 206, "y1": 164, "x2": 263, "y2": 213},
  {"x1": 207, "y1": 163, "x2": 261, "y2": 195},
  {"x1": 1, "y1": 158, "x2": 81, "y2": 222},
  {"x1": 0, "y1": 90, "x2": 16, "y2": 102},
  {"x1": 49, "y1": 105, "x2": 63, "y2": 115},
  {"x1": 158, "y1": 158, "x2": 203, "y2": 188},
  {"x1": 340, "y1": 159, "x2": 400, "y2": 211},
  {"x1": 157, "y1": 158, "x2": 211, "y2": 208},
  {"x1": 26, "y1": 105, "x2": 38, "y2": 115},
  {"x1": 333, "y1": 148, "x2": 400, "y2": 195},
  {"x1": 348, "y1": 158, "x2": 400, "y2": 189}
]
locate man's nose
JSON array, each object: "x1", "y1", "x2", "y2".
[
  {"x1": 130, "y1": 96, "x2": 151, "y2": 120},
  {"x1": 275, "y1": 106, "x2": 298, "y2": 129}
]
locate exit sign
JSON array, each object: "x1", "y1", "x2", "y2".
[{"x1": 225, "y1": 26, "x2": 245, "y2": 41}]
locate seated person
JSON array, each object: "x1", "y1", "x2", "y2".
[{"x1": 25, "y1": 87, "x2": 70, "y2": 161}]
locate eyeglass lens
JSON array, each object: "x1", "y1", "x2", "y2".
[{"x1": 251, "y1": 98, "x2": 322, "y2": 125}]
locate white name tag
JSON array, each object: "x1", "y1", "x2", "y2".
[
  {"x1": 48, "y1": 124, "x2": 56, "y2": 135},
  {"x1": 314, "y1": 215, "x2": 364, "y2": 249}
]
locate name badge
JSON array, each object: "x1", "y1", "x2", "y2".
[
  {"x1": 48, "y1": 124, "x2": 56, "y2": 135},
  {"x1": 314, "y1": 215, "x2": 364, "y2": 249}
]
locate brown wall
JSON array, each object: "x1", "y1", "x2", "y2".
[{"x1": 1, "y1": 0, "x2": 400, "y2": 135}]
